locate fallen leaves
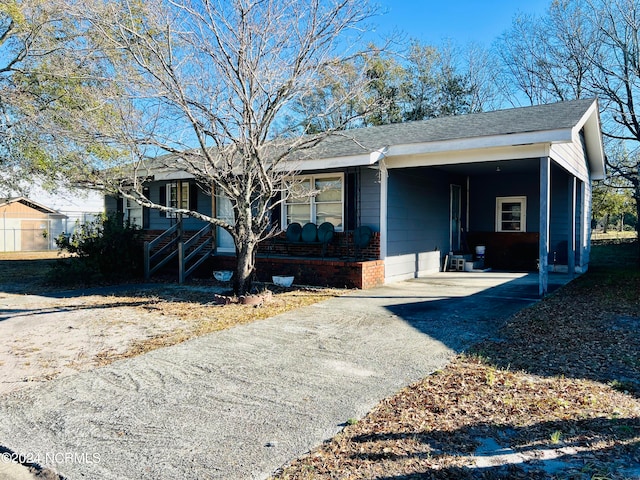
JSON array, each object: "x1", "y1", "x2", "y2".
[{"x1": 272, "y1": 243, "x2": 640, "y2": 479}]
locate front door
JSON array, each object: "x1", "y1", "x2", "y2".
[
  {"x1": 216, "y1": 195, "x2": 235, "y2": 252},
  {"x1": 450, "y1": 184, "x2": 461, "y2": 253}
]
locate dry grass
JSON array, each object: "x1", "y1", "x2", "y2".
[
  {"x1": 0, "y1": 250, "x2": 71, "y2": 293},
  {"x1": 272, "y1": 241, "x2": 640, "y2": 479},
  {"x1": 93, "y1": 286, "x2": 344, "y2": 364},
  {"x1": 592, "y1": 231, "x2": 638, "y2": 241}
]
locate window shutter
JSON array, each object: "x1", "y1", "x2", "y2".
[
  {"x1": 189, "y1": 182, "x2": 198, "y2": 211},
  {"x1": 159, "y1": 185, "x2": 166, "y2": 218},
  {"x1": 271, "y1": 192, "x2": 282, "y2": 230},
  {"x1": 143, "y1": 187, "x2": 150, "y2": 229}
]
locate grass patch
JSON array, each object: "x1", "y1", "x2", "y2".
[{"x1": 0, "y1": 251, "x2": 65, "y2": 292}]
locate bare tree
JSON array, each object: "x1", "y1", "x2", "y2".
[
  {"x1": 495, "y1": 3, "x2": 595, "y2": 106},
  {"x1": 51, "y1": 0, "x2": 378, "y2": 294},
  {"x1": 498, "y1": 0, "x2": 640, "y2": 256}
]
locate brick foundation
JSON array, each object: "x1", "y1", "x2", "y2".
[
  {"x1": 207, "y1": 255, "x2": 385, "y2": 289},
  {"x1": 258, "y1": 231, "x2": 380, "y2": 260}
]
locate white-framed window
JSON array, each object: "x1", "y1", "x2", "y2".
[
  {"x1": 496, "y1": 196, "x2": 527, "y2": 232},
  {"x1": 282, "y1": 173, "x2": 344, "y2": 230},
  {"x1": 124, "y1": 198, "x2": 143, "y2": 228},
  {"x1": 166, "y1": 182, "x2": 189, "y2": 218}
]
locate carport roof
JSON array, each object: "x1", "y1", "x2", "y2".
[{"x1": 290, "y1": 98, "x2": 605, "y2": 179}]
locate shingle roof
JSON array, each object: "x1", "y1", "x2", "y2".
[{"x1": 307, "y1": 98, "x2": 597, "y2": 159}]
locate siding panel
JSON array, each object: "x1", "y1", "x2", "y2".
[
  {"x1": 359, "y1": 167, "x2": 380, "y2": 229},
  {"x1": 549, "y1": 130, "x2": 589, "y2": 182},
  {"x1": 468, "y1": 169, "x2": 540, "y2": 233}
]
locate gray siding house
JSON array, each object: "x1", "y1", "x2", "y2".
[{"x1": 107, "y1": 98, "x2": 605, "y2": 294}]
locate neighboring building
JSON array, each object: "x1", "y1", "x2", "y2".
[
  {"x1": 107, "y1": 98, "x2": 605, "y2": 295},
  {"x1": 0, "y1": 197, "x2": 68, "y2": 251}
]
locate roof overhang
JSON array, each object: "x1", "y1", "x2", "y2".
[
  {"x1": 277, "y1": 148, "x2": 387, "y2": 172},
  {"x1": 573, "y1": 99, "x2": 606, "y2": 180},
  {"x1": 385, "y1": 143, "x2": 552, "y2": 169},
  {"x1": 282, "y1": 99, "x2": 607, "y2": 180}
]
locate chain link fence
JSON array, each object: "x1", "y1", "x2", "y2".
[{"x1": 0, "y1": 211, "x2": 102, "y2": 252}]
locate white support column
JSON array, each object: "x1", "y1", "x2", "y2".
[
  {"x1": 577, "y1": 181, "x2": 585, "y2": 268},
  {"x1": 379, "y1": 161, "x2": 388, "y2": 261},
  {"x1": 539, "y1": 157, "x2": 550, "y2": 296},
  {"x1": 568, "y1": 176, "x2": 577, "y2": 277}
]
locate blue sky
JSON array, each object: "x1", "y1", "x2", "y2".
[
  {"x1": 372, "y1": 0, "x2": 551, "y2": 46},
  {"x1": 30, "y1": 0, "x2": 555, "y2": 211}
]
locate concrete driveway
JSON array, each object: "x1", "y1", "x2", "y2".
[{"x1": 0, "y1": 272, "x2": 571, "y2": 480}]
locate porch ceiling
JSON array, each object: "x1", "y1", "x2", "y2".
[{"x1": 431, "y1": 158, "x2": 539, "y2": 176}]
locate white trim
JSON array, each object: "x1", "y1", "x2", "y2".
[
  {"x1": 387, "y1": 129, "x2": 571, "y2": 158},
  {"x1": 386, "y1": 144, "x2": 550, "y2": 169},
  {"x1": 166, "y1": 181, "x2": 189, "y2": 219},
  {"x1": 278, "y1": 154, "x2": 372, "y2": 172},
  {"x1": 539, "y1": 157, "x2": 551, "y2": 296},
  {"x1": 571, "y1": 100, "x2": 606, "y2": 180},
  {"x1": 281, "y1": 173, "x2": 345, "y2": 231},
  {"x1": 379, "y1": 162, "x2": 388, "y2": 260},
  {"x1": 495, "y1": 196, "x2": 527, "y2": 233},
  {"x1": 124, "y1": 198, "x2": 143, "y2": 228}
]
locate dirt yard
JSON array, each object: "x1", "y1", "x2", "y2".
[{"x1": 0, "y1": 252, "x2": 343, "y2": 397}]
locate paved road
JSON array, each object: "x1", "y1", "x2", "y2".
[{"x1": 0, "y1": 272, "x2": 570, "y2": 480}]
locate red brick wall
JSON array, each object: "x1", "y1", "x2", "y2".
[
  {"x1": 207, "y1": 256, "x2": 385, "y2": 289},
  {"x1": 258, "y1": 231, "x2": 381, "y2": 260}
]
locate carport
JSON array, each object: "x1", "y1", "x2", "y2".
[{"x1": 376, "y1": 99, "x2": 605, "y2": 295}]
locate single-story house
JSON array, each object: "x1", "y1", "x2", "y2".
[
  {"x1": 0, "y1": 197, "x2": 68, "y2": 251},
  {"x1": 106, "y1": 98, "x2": 605, "y2": 295}
]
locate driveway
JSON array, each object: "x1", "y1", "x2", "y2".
[{"x1": 0, "y1": 272, "x2": 571, "y2": 479}]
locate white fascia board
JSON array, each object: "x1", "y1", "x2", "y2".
[
  {"x1": 387, "y1": 129, "x2": 572, "y2": 158},
  {"x1": 386, "y1": 143, "x2": 551, "y2": 169},
  {"x1": 572, "y1": 101, "x2": 606, "y2": 180},
  {"x1": 276, "y1": 152, "x2": 375, "y2": 172}
]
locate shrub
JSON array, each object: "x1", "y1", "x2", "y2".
[{"x1": 50, "y1": 213, "x2": 143, "y2": 285}]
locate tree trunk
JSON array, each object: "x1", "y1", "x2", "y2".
[{"x1": 234, "y1": 240, "x2": 257, "y2": 295}]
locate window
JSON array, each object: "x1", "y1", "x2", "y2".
[
  {"x1": 124, "y1": 198, "x2": 143, "y2": 228},
  {"x1": 496, "y1": 196, "x2": 526, "y2": 232},
  {"x1": 166, "y1": 182, "x2": 190, "y2": 218},
  {"x1": 283, "y1": 174, "x2": 344, "y2": 230}
]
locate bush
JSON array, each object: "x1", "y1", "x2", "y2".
[{"x1": 49, "y1": 213, "x2": 143, "y2": 285}]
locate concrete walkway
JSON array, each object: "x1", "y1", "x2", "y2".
[{"x1": 0, "y1": 272, "x2": 571, "y2": 480}]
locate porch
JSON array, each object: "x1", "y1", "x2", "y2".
[{"x1": 142, "y1": 223, "x2": 385, "y2": 289}]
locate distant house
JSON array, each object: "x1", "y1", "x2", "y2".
[
  {"x1": 106, "y1": 98, "x2": 605, "y2": 295},
  {"x1": 0, "y1": 197, "x2": 68, "y2": 251}
]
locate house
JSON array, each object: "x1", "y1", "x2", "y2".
[
  {"x1": 106, "y1": 98, "x2": 605, "y2": 295},
  {"x1": 0, "y1": 197, "x2": 68, "y2": 251}
]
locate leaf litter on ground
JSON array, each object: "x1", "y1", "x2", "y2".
[{"x1": 272, "y1": 241, "x2": 640, "y2": 479}]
